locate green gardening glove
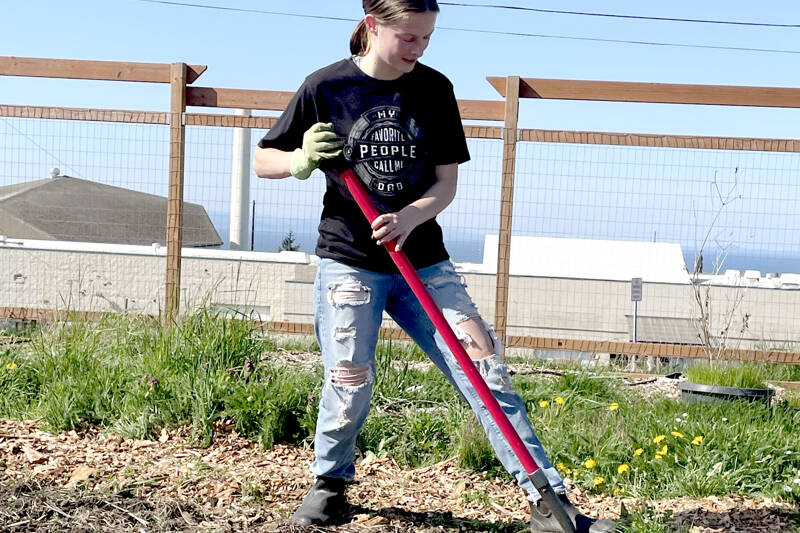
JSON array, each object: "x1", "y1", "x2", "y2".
[{"x1": 290, "y1": 122, "x2": 345, "y2": 180}]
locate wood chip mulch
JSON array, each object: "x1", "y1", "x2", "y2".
[{"x1": 1, "y1": 419, "x2": 797, "y2": 532}]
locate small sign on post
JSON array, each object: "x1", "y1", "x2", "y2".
[
  {"x1": 631, "y1": 277, "x2": 642, "y2": 342},
  {"x1": 631, "y1": 277, "x2": 642, "y2": 302}
]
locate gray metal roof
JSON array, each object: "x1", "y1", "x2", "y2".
[
  {"x1": 0, "y1": 176, "x2": 222, "y2": 247},
  {"x1": 479, "y1": 235, "x2": 691, "y2": 284},
  {"x1": 626, "y1": 315, "x2": 702, "y2": 345}
]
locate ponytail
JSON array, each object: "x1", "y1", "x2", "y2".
[
  {"x1": 351, "y1": 0, "x2": 439, "y2": 56},
  {"x1": 350, "y1": 19, "x2": 370, "y2": 56}
]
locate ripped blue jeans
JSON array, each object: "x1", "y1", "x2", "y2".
[{"x1": 311, "y1": 258, "x2": 565, "y2": 501}]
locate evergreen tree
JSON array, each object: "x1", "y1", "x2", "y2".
[{"x1": 278, "y1": 231, "x2": 300, "y2": 252}]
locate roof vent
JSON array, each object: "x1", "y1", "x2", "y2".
[
  {"x1": 744, "y1": 269, "x2": 761, "y2": 280},
  {"x1": 49, "y1": 167, "x2": 61, "y2": 179}
]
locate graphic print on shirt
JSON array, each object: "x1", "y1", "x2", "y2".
[{"x1": 343, "y1": 105, "x2": 424, "y2": 197}]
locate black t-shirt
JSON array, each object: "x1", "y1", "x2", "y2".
[{"x1": 258, "y1": 57, "x2": 470, "y2": 272}]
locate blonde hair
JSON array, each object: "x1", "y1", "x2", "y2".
[{"x1": 350, "y1": 0, "x2": 440, "y2": 56}]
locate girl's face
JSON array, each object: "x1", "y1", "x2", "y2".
[{"x1": 364, "y1": 10, "x2": 437, "y2": 79}]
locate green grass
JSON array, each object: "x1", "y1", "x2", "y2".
[
  {"x1": 0, "y1": 310, "x2": 316, "y2": 446},
  {"x1": 685, "y1": 362, "x2": 770, "y2": 388},
  {"x1": 762, "y1": 362, "x2": 800, "y2": 383},
  {"x1": 617, "y1": 504, "x2": 691, "y2": 533},
  {"x1": 2, "y1": 310, "x2": 799, "y2": 528},
  {"x1": 784, "y1": 393, "x2": 800, "y2": 410}
]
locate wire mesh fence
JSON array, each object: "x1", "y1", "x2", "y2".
[
  {"x1": 0, "y1": 114, "x2": 169, "y2": 196},
  {"x1": 1, "y1": 101, "x2": 799, "y2": 358},
  {"x1": 510, "y1": 140, "x2": 800, "y2": 349},
  {"x1": 514, "y1": 141, "x2": 800, "y2": 267},
  {"x1": 178, "y1": 125, "x2": 503, "y2": 260}
]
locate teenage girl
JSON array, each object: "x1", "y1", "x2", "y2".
[{"x1": 254, "y1": 1, "x2": 616, "y2": 531}]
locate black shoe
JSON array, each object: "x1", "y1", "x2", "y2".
[
  {"x1": 530, "y1": 494, "x2": 616, "y2": 532},
  {"x1": 291, "y1": 476, "x2": 348, "y2": 526}
]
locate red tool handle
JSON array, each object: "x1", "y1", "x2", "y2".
[
  {"x1": 341, "y1": 169, "x2": 540, "y2": 475},
  {"x1": 341, "y1": 169, "x2": 575, "y2": 532}
]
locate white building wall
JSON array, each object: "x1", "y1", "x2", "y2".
[
  {"x1": 1, "y1": 239, "x2": 797, "y2": 348},
  {"x1": 0, "y1": 240, "x2": 314, "y2": 321}
]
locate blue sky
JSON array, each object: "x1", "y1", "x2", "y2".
[
  {"x1": 3, "y1": 0, "x2": 800, "y2": 137},
  {"x1": 2, "y1": 1, "x2": 800, "y2": 270}
]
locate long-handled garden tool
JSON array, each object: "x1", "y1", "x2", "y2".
[{"x1": 341, "y1": 169, "x2": 576, "y2": 533}]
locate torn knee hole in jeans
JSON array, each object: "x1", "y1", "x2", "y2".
[
  {"x1": 475, "y1": 354, "x2": 514, "y2": 393},
  {"x1": 327, "y1": 278, "x2": 371, "y2": 307},
  {"x1": 443, "y1": 308, "x2": 472, "y2": 342},
  {"x1": 445, "y1": 313, "x2": 503, "y2": 360},
  {"x1": 333, "y1": 327, "x2": 357, "y2": 341},
  {"x1": 330, "y1": 361, "x2": 371, "y2": 387}
]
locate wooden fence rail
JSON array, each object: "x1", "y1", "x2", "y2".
[{"x1": 2, "y1": 56, "x2": 799, "y2": 364}]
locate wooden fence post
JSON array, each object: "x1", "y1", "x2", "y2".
[
  {"x1": 165, "y1": 62, "x2": 187, "y2": 324},
  {"x1": 494, "y1": 76, "x2": 520, "y2": 347}
]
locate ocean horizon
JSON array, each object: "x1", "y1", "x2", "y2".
[{"x1": 210, "y1": 212, "x2": 800, "y2": 277}]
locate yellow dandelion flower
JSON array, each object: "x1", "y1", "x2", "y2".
[
  {"x1": 657, "y1": 445, "x2": 668, "y2": 456},
  {"x1": 692, "y1": 436, "x2": 704, "y2": 445},
  {"x1": 617, "y1": 464, "x2": 630, "y2": 474},
  {"x1": 584, "y1": 458, "x2": 596, "y2": 469},
  {"x1": 634, "y1": 448, "x2": 644, "y2": 456},
  {"x1": 671, "y1": 431, "x2": 684, "y2": 438},
  {"x1": 539, "y1": 400, "x2": 549, "y2": 408},
  {"x1": 556, "y1": 462, "x2": 572, "y2": 475},
  {"x1": 654, "y1": 455, "x2": 663, "y2": 460},
  {"x1": 5, "y1": 362, "x2": 18, "y2": 371},
  {"x1": 593, "y1": 476, "x2": 605, "y2": 486},
  {"x1": 609, "y1": 402, "x2": 619, "y2": 411},
  {"x1": 555, "y1": 396, "x2": 565, "y2": 405},
  {"x1": 613, "y1": 488, "x2": 623, "y2": 496},
  {"x1": 653, "y1": 435, "x2": 666, "y2": 444}
]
